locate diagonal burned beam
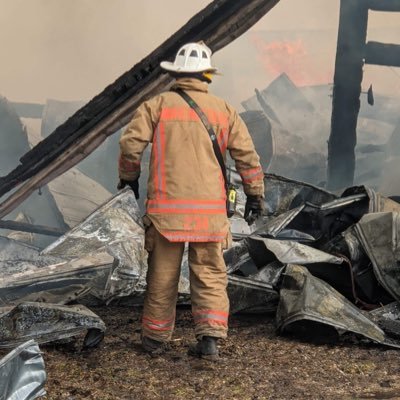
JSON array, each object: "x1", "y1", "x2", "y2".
[{"x1": 0, "y1": 0, "x2": 280, "y2": 218}]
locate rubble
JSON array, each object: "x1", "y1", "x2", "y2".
[
  {"x1": 0, "y1": 340, "x2": 46, "y2": 400},
  {"x1": 2, "y1": 170, "x2": 400, "y2": 351},
  {"x1": 276, "y1": 264, "x2": 400, "y2": 348},
  {"x1": 0, "y1": 302, "x2": 105, "y2": 349}
]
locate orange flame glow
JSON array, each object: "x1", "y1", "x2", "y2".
[{"x1": 251, "y1": 34, "x2": 332, "y2": 86}]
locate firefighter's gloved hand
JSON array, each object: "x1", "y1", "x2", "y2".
[
  {"x1": 244, "y1": 195, "x2": 264, "y2": 225},
  {"x1": 118, "y1": 179, "x2": 139, "y2": 199}
]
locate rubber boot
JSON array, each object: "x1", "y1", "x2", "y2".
[
  {"x1": 188, "y1": 336, "x2": 219, "y2": 361},
  {"x1": 142, "y1": 336, "x2": 168, "y2": 356}
]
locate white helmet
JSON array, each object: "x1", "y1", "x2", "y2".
[{"x1": 160, "y1": 42, "x2": 217, "y2": 73}]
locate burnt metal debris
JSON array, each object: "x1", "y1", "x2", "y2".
[
  {"x1": 0, "y1": 340, "x2": 46, "y2": 400},
  {"x1": 222, "y1": 174, "x2": 400, "y2": 348},
  {"x1": 0, "y1": 302, "x2": 105, "y2": 349},
  {"x1": 2, "y1": 177, "x2": 400, "y2": 350}
]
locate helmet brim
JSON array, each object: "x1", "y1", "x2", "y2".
[{"x1": 160, "y1": 61, "x2": 218, "y2": 74}]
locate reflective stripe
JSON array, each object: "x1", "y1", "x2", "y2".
[
  {"x1": 119, "y1": 155, "x2": 140, "y2": 172},
  {"x1": 193, "y1": 310, "x2": 229, "y2": 318},
  {"x1": 217, "y1": 129, "x2": 228, "y2": 153},
  {"x1": 193, "y1": 310, "x2": 229, "y2": 326},
  {"x1": 143, "y1": 316, "x2": 174, "y2": 332},
  {"x1": 239, "y1": 166, "x2": 264, "y2": 184},
  {"x1": 159, "y1": 122, "x2": 167, "y2": 198},
  {"x1": 147, "y1": 198, "x2": 226, "y2": 215},
  {"x1": 152, "y1": 124, "x2": 166, "y2": 198}
]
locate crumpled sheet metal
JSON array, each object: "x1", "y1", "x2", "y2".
[
  {"x1": 263, "y1": 173, "x2": 337, "y2": 216},
  {"x1": 277, "y1": 265, "x2": 400, "y2": 349},
  {"x1": 0, "y1": 302, "x2": 105, "y2": 349},
  {"x1": 355, "y1": 212, "x2": 400, "y2": 302},
  {"x1": 246, "y1": 236, "x2": 344, "y2": 267},
  {"x1": 0, "y1": 252, "x2": 114, "y2": 306},
  {"x1": 0, "y1": 340, "x2": 46, "y2": 400},
  {"x1": 42, "y1": 189, "x2": 147, "y2": 299},
  {"x1": 370, "y1": 302, "x2": 400, "y2": 339},
  {"x1": 228, "y1": 274, "x2": 278, "y2": 314},
  {"x1": 0, "y1": 236, "x2": 63, "y2": 277},
  {"x1": 342, "y1": 186, "x2": 400, "y2": 214}
]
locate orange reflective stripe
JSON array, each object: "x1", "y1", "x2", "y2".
[
  {"x1": 217, "y1": 129, "x2": 228, "y2": 153},
  {"x1": 159, "y1": 122, "x2": 167, "y2": 198},
  {"x1": 152, "y1": 125, "x2": 160, "y2": 198},
  {"x1": 152, "y1": 123, "x2": 167, "y2": 198},
  {"x1": 239, "y1": 166, "x2": 264, "y2": 184},
  {"x1": 148, "y1": 199, "x2": 225, "y2": 205},
  {"x1": 193, "y1": 309, "x2": 229, "y2": 326},
  {"x1": 148, "y1": 208, "x2": 225, "y2": 215},
  {"x1": 142, "y1": 316, "x2": 174, "y2": 332},
  {"x1": 193, "y1": 310, "x2": 229, "y2": 317},
  {"x1": 147, "y1": 198, "x2": 226, "y2": 214}
]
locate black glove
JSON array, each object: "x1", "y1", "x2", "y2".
[
  {"x1": 244, "y1": 195, "x2": 264, "y2": 225},
  {"x1": 118, "y1": 179, "x2": 139, "y2": 199}
]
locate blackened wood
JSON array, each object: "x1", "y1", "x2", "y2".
[
  {"x1": 367, "y1": 0, "x2": 400, "y2": 11},
  {"x1": 327, "y1": 0, "x2": 368, "y2": 190},
  {"x1": 365, "y1": 41, "x2": 400, "y2": 67}
]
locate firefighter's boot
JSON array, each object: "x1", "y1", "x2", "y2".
[
  {"x1": 142, "y1": 336, "x2": 168, "y2": 356},
  {"x1": 188, "y1": 336, "x2": 219, "y2": 361}
]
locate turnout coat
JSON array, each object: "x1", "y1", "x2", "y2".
[{"x1": 119, "y1": 78, "x2": 264, "y2": 242}]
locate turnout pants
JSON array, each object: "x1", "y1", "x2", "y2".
[{"x1": 142, "y1": 225, "x2": 229, "y2": 341}]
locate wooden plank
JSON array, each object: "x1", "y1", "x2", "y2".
[
  {"x1": 0, "y1": 0, "x2": 280, "y2": 218},
  {"x1": 365, "y1": 41, "x2": 400, "y2": 67}
]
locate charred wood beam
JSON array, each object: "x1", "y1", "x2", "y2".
[
  {"x1": 0, "y1": 220, "x2": 66, "y2": 237},
  {"x1": 0, "y1": 0, "x2": 280, "y2": 218},
  {"x1": 365, "y1": 41, "x2": 400, "y2": 67},
  {"x1": 327, "y1": 0, "x2": 368, "y2": 190},
  {"x1": 367, "y1": 0, "x2": 400, "y2": 12}
]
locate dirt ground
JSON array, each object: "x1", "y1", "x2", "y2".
[{"x1": 10, "y1": 306, "x2": 400, "y2": 399}]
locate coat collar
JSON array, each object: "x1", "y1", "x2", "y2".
[{"x1": 172, "y1": 77, "x2": 209, "y2": 93}]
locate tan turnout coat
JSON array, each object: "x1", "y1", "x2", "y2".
[{"x1": 119, "y1": 78, "x2": 264, "y2": 242}]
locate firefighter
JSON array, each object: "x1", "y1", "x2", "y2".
[{"x1": 118, "y1": 42, "x2": 264, "y2": 360}]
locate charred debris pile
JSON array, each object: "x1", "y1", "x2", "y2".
[{"x1": 2, "y1": 175, "x2": 400, "y2": 352}]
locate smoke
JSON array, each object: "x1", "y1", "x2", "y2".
[{"x1": 0, "y1": 0, "x2": 399, "y2": 107}]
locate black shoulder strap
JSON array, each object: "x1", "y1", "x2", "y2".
[{"x1": 173, "y1": 88, "x2": 228, "y2": 190}]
